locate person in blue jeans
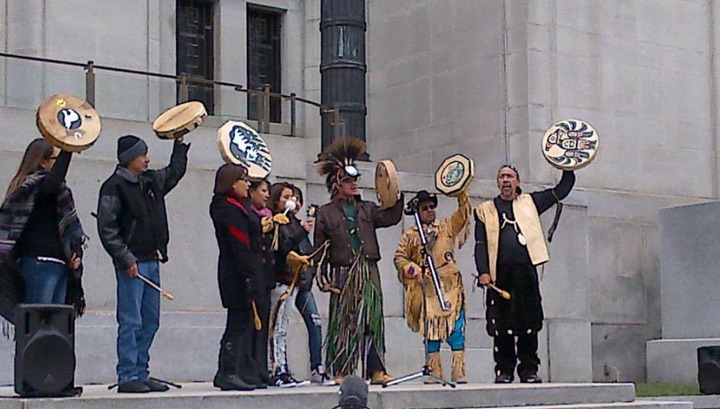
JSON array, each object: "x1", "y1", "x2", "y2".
[
  {"x1": 268, "y1": 183, "x2": 333, "y2": 387},
  {"x1": 97, "y1": 135, "x2": 189, "y2": 393},
  {"x1": 0, "y1": 138, "x2": 85, "y2": 310},
  {"x1": 290, "y1": 185, "x2": 334, "y2": 386}
]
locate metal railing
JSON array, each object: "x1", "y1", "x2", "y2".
[{"x1": 0, "y1": 52, "x2": 321, "y2": 137}]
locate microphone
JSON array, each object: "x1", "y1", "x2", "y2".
[
  {"x1": 337, "y1": 375, "x2": 368, "y2": 409},
  {"x1": 404, "y1": 198, "x2": 418, "y2": 216}
]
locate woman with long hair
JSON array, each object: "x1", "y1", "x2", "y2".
[
  {"x1": 269, "y1": 182, "x2": 334, "y2": 386},
  {"x1": 209, "y1": 163, "x2": 258, "y2": 391},
  {"x1": 0, "y1": 138, "x2": 85, "y2": 311}
]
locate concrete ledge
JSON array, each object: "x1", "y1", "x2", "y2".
[
  {"x1": 646, "y1": 338, "x2": 720, "y2": 385},
  {"x1": 644, "y1": 395, "x2": 720, "y2": 409},
  {"x1": 0, "y1": 382, "x2": 637, "y2": 409}
]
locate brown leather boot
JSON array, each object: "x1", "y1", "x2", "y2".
[
  {"x1": 451, "y1": 350, "x2": 467, "y2": 384},
  {"x1": 424, "y1": 352, "x2": 443, "y2": 384},
  {"x1": 370, "y1": 370, "x2": 394, "y2": 385}
]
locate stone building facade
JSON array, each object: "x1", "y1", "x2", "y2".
[{"x1": 0, "y1": 0, "x2": 714, "y2": 384}]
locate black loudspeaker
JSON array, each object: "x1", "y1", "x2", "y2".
[
  {"x1": 14, "y1": 304, "x2": 76, "y2": 397},
  {"x1": 698, "y1": 346, "x2": 720, "y2": 394}
]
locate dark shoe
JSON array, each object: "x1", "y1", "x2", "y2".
[
  {"x1": 144, "y1": 379, "x2": 170, "y2": 392},
  {"x1": 520, "y1": 373, "x2": 543, "y2": 383},
  {"x1": 494, "y1": 373, "x2": 514, "y2": 384},
  {"x1": 214, "y1": 373, "x2": 256, "y2": 391},
  {"x1": 271, "y1": 373, "x2": 297, "y2": 388},
  {"x1": 118, "y1": 380, "x2": 151, "y2": 393},
  {"x1": 213, "y1": 339, "x2": 256, "y2": 391}
]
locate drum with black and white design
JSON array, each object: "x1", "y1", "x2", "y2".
[
  {"x1": 217, "y1": 120, "x2": 272, "y2": 180},
  {"x1": 36, "y1": 94, "x2": 101, "y2": 152}
]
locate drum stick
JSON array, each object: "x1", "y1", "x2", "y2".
[
  {"x1": 251, "y1": 301, "x2": 262, "y2": 331},
  {"x1": 137, "y1": 274, "x2": 175, "y2": 300},
  {"x1": 488, "y1": 283, "x2": 511, "y2": 300}
]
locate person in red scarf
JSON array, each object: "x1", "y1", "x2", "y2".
[{"x1": 209, "y1": 163, "x2": 260, "y2": 391}]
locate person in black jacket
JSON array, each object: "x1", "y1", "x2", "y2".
[
  {"x1": 209, "y1": 163, "x2": 259, "y2": 391},
  {"x1": 247, "y1": 178, "x2": 274, "y2": 388},
  {"x1": 96, "y1": 135, "x2": 189, "y2": 394},
  {"x1": 1, "y1": 138, "x2": 84, "y2": 307},
  {"x1": 474, "y1": 165, "x2": 575, "y2": 384}
]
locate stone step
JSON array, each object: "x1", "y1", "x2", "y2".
[
  {"x1": 0, "y1": 382, "x2": 640, "y2": 409},
  {"x1": 0, "y1": 311, "x2": 495, "y2": 385},
  {"x1": 483, "y1": 402, "x2": 691, "y2": 409}
]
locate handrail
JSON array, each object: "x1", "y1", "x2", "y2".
[{"x1": 0, "y1": 51, "x2": 322, "y2": 136}]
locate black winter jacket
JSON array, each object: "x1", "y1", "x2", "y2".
[
  {"x1": 96, "y1": 142, "x2": 188, "y2": 269},
  {"x1": 210, "y1": 194, "x2": 262, "y2": 309}
]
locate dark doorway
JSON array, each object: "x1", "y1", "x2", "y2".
[
  {"x1": 177, "y1": 0, "x2": 215, "y2": 114},
  {"x1": 247, "y1": 6, "x2": 282, "y2": 122}
]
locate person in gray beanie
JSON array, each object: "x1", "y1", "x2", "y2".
[{"x1": 96, "y1": 135, "x2": 190, "y2": 393}]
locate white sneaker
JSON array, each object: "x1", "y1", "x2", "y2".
[{"x1": 289, "y1": 374, "x2": 310, "y2": 387}]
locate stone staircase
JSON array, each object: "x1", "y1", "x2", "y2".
[{"x1": 0, "y1": 382, "x2": 693, "y2": 409}]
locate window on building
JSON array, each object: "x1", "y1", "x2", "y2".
[
  {"x1": 247, "y1": 5, "x2": 282, "y2": 122},
  {"x1": 177, "y1": 0, "x2": 215, "y2": 114}
]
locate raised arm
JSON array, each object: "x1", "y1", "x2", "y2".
[
  {"x1": 40, "y1": 150, "x2": 72, "y2": 196},
  {"x1": 373, "y1": 193, "x2": 404, "y2": 228},
  {"x1": 531, "y1": 170, "x2": 575, "y2": 215},
  {"x1": 442, "y1": 190, "x2": 472, "y2": 237},
  {"x1": 151, "y1": 141, "x2": 190, "y2": 195}
]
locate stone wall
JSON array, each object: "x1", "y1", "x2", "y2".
[{"x1": 0, "y1": 0, "x2": 716, "y2": 383}]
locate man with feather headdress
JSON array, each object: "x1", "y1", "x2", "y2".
[{"x1": 313, "y1": 137, "x2": 403, "y2": 385}]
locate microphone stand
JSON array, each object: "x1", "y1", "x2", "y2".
[{"x1": 383, "y1": 205, "x2": 455, "y2": 388}]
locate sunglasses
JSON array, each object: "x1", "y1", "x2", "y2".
[{"x1": 420, "y1": 204, "x2": 436, "y2": 211}]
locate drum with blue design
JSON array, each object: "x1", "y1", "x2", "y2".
[
  {"x1": 435, "y1": 154, "x2": 474, "y2": 196},
  {"x1": 541, "y1": 119, "x2": 599, "y2": 170}
]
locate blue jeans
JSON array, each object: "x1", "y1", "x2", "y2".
[
  {"x1": 19, "y1": 256, "x2": 68, "y2": 304},
  {"x1": 427, "y1": 308, "x2": 466, "y2": 353},
  {"x1": 115, "y1": 261, "x2": 160, "y2": 384},
  {"x1": 295, "y1": 289, "x2": 322, "y2": 371}
]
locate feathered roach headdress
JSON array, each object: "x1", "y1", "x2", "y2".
[{"x1": 315, "y1": 137, "x2": 366, "y2": 195}]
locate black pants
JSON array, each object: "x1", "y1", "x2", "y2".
[
  {"x1": 493, "y1": 332, "x2": 539, "y2": 377},
  {"x1": 222, "y1": 307, "x2": 256, "y2": 382},
  {"x1": 252, "y1": 289, "x2": 271, "y2": 379},
  {"x1": 486, "y1": 263, "x2": 543, "y2": 377}
]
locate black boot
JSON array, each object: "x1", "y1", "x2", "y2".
[{"x1": 213, "y1": 339, "x2": 255, "y2": 391}]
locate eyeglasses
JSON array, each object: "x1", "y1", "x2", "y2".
[{"x1": 420, "y1": 204, "x2": 436, "y2": 211}]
